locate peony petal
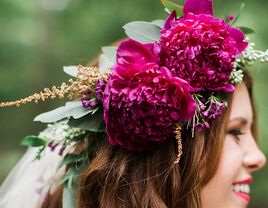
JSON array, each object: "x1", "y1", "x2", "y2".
[
  {"x1": 207, "y1": 83, "x2": 235, "y2": 92},
  {"x1": 113, "y1": 62, "x2": 157, "y2": 78},
  {"x1": 183, "y1": 0, "x2": 213, "y2": 16},
  {"x1": 103, "y1": 79, "x2": 112, "y2": 119},
  {"x1": 182, "y1": 95, "x2": 197, "y2": 121},
  {"x1": 222, "y1": 83, "x2": 235, "y2": 93},
  {"x1": 114, "y1": 39, "x2": 158, "y2": 77},
  {"x1": 228, "y1": 26, "x2": 248, "y2": 54},
  {"x1": 144, "y1": 43, "x2": 161, "y2": 61},
  {"x1": 164, "y1": 11, "x2": 177, "y2": 30},
  {"x1": 116, "y1": 39, "x2": 156, "y2": 66}
]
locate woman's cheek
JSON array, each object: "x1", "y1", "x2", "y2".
[
  {"x1": 220, "y1": 137, "x2": 244, "y2": 179},
  {"x1": 201, "y1": 137, "x2": 244, "y2": 208}
]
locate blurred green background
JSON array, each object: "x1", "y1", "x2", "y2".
[{"x1": 0, "y1": 0, "x2": 267, "y2": 207}]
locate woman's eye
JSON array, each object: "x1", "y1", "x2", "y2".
[{"x1": 227, "y1": 129, "x2": 245, "y2": 142}]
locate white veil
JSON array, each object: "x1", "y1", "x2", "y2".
[{"x1": 0, "y1": 147, "x2": 63, "y2": 208}]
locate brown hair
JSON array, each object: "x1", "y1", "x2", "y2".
[{"x1": 41, "y1": 62, "x2": 256, "y2": 208}]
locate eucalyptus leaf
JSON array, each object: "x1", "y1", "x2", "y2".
[
  {"x1": 67, "y1": 174, "x2": 74, "y2": 191},
  {"x1": 34, "y1": 101, "x2": 91, "y2": 123},
  {"x1": 63, "y1": 66, "x2": 78, "y2": 77},
  {"x1": 91, "y1": 106, "x2": 99, "y2": 115},
  {"x1": 21, "y1": 135, "x2": 47, "y2": 147},
  {"x1": 102, "y1": 46, "x2": 117, "y2": 62},
  {"x1": 61, "y1": 153, "x2": 84, "y2": 167},
  {"x1": 59, "y1": 174, "x2": 70, "y2": 186},
  {"x1": 99, "y1": 46, "x2": 117, "y2": 72},
  {"x1": 151, "y1": 19, "x2": 165, "y2": 28},
  {"x1": 99, "y1": 54, "x2": 114, "y2": 73},
  {"x1": 160, "y1": 0, "x2": 183, "y2": 17},
  {"x1": 123, "y1": 21, "x2": 161, "y2": 44},
  {"x1": 61, "y1": 167, "x2": 77, "y2": 188},
  {"x1": 68, "y1": 109, "x2": 106, "y2": 132},
  {"x1": 237, "y1": 26, "x2": 255, "y2": 35},
  {"x1": 63, "y1": 187, "x2": 75, "y2": 208},
  {"x1": 70, "y1": 132, "x2": 88, "y2": 142}
]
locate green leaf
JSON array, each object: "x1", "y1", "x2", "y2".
[
  {"x1": 60, "y1": 166, "x2": 77, "y2": 187},
  {"x1": 123, "y1": 21, "x2": 161, "y2": 44},
  {"x1": 99, "y1": 46, "x2": 117, "y2": 72},
  {"x1": 61, "y1": 153, "x2": 84, "y2": 167},
  {"x1": 59, "y1": 174, "x2": 70, "y2": 185},
  {"x1": 99, "y1": 54, "x2": 113, "y2": 73},
  {"x1": 160, "y1": 0, "x2": 183, "y2": 17},
  {"x1": 34, "y1": 146, "x2": 46, "y2": 160},
  {"x1": 90, "y1": 106, "x2": 99, "y2": 115},
  {"x1": 61, "y1": 165, "x2": 82, "y2": 208},
  {"x1": 63, "y1": 186, "x2": 75, "y2": 208},
  {"x1": 67, "y1": 175, "x2": 74, "y2": 192},
  {"x1": 34, "y1": 101, "x2": 91, "y2": 123},
  {"x1": 231, "y1": 3, "x2": 245, "y2": 25},
  {"x1": 237, "y1": 26, "x2": 255, "y2": 35},
  {"x1": 70, "y1": 132, "x2": 88, "y2": 142},
  {"x1": 21, "y1": 135, "x2": 47, "y2": 147},
  {"x1": 63, "y1": 66, "x2": 78, "y2": 77},
  {"x1": 102, "y1": 47, "x2": 117, "y2": 63},
  {"x1": 68, "y1": 109, "x2": 106, "y2": 132},
  {"x1": 151, "y1": 19, "x2": 165, "y2": 28}
]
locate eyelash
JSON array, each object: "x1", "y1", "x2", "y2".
[{"x1": 228, "y1": 129, "x2": 244, "y2": 142}]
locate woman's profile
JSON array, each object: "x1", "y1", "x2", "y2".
[{"x1": 0, "y1": 0, "x2": 267, "y2": 207}]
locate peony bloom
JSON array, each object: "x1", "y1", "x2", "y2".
[
  {"x1": 159, "y1": 0, "x2": 248, "y2": 92},
  {"x1": 103, "y1": 39, "x2": 196, "y2": 151}
]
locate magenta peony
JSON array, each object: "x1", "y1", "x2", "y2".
[
  {"x1": 159, "y1": 0, "x2": 248, "y2": 92},
  {"x1": 103, "y1": 39, "x2": 196, "y2": 151}
]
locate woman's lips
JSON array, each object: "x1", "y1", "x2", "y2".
[
  {"x1": 232, "y1": 177, "x2": 253, "y2": 203},
  {"x1": 233, "y1": 177, "x2": 253, "y2": 185},
  {"x1": 233, "y1": 190, "x2": 250, "y2": 203}
]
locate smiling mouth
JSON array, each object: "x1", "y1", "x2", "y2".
[{"x1": 231, "y1": 183, "x2": 251, "y2": 203}]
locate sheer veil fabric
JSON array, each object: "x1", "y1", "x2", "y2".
[{"x1": 0, "y1": 148, "x2": 63, "y2": 208}]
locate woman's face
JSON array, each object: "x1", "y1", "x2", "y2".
[{"x1": 201, "y1": 83, "x2": 266, "y2": 208}]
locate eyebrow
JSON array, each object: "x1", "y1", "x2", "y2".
[{"x1": 229, "y1": 117, "x2": 249, "y2": 126}]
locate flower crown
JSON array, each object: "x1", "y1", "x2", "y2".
[{"x1": 1, "y1": 0, "x2": 268, "y2": 168}]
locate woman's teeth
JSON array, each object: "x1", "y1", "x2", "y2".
[{"x1": 232, "y1": 184, "x2": 250, "y2": 194}]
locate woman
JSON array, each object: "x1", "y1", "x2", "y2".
[
  {"x1": 0, "y1": 0, "x2": 267, "y2": 207},
  {"x1": 201, "y1": 78, "x2": 266, "y2": 208}
]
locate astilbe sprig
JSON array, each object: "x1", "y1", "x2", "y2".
[
  {"x1": 174, "y1": 125, "x2": 183, "y2": 164},
  {"x1": 0, "y1": 65, "x2": 109, "y2": 107}
]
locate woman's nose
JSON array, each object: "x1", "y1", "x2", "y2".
[{"x1": 243, "y1": 137, "x2": 267, "y2": 172}]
